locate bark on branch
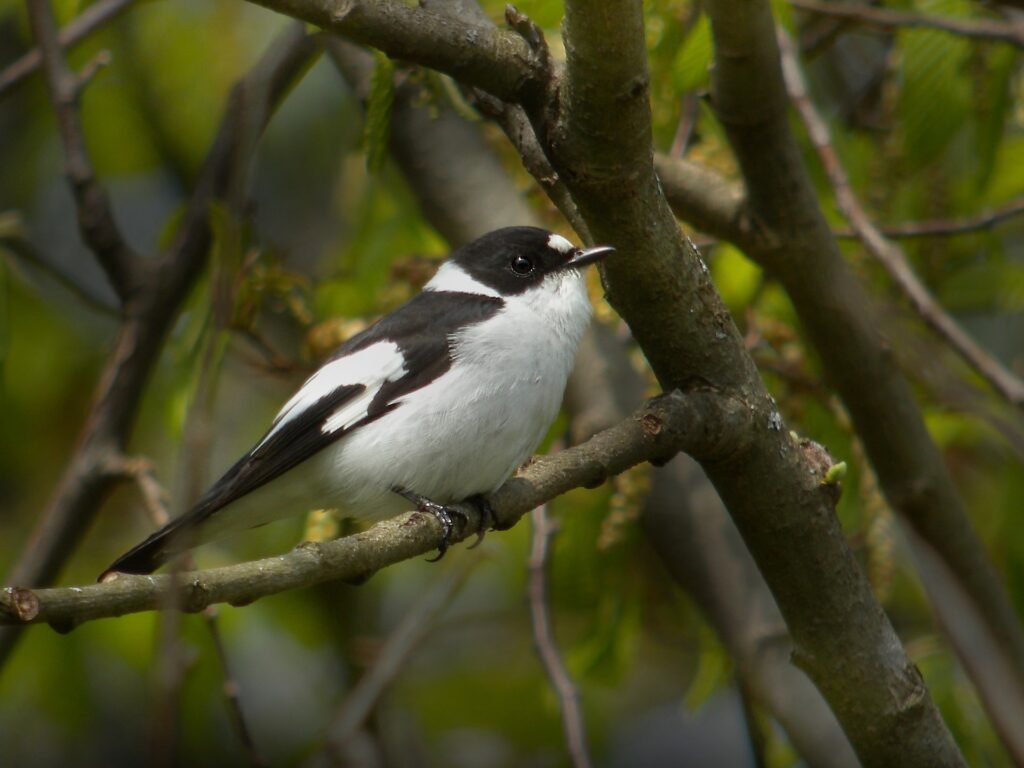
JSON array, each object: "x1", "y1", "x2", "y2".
[
  {"x1": 248, "y1": 0, "x2": 542, "y2": 101},
  {"x1": 0, "y1": 389, "x2": 752, "y2": 629}
]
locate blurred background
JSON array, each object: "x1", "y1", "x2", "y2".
[{"x1": 1, "y1": 0, "x2": 1023, "y2": 765}]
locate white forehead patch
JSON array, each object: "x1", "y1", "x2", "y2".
[{"x1": 546, "y1": 234, "x2": 575, "y2": 254}]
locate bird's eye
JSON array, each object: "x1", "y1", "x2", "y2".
[{"x1": 511, "y1": 255, "x2": 535, "y2": 275}]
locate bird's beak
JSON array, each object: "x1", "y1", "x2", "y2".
[{"x1": 564, "y1": 245, "x2": 615, "y2": 269}]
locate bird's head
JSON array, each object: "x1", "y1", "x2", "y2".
[{"x1": 427, "y1": 226, "x2": 615, "y2": 300}]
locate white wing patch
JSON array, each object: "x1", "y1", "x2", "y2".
[
  {"x1": 258, "y1": 341, "x2": 406, "y2": 447},
  {"x1": 425, "y1": 261, "x2": 502, "y2": 298},
  {"x1": 546, "y1": 234, "x2": 575, "y2": 254},
  {"x1": 320, "y1": 385, "x2": 380, "y2": 434}
]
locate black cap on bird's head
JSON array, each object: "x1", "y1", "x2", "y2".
[{"x1": 451, "y1": 226, "x2": 614, "y2": 296}]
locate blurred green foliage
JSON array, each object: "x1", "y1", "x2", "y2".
[{"x1": 1, "y1": 0, "x2": 1023, "y2": 765}]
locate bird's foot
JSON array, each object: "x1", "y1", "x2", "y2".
[
  {"x1": 392, "y1": 489, "x2": 495, "y2": 561},
  {"x1": 393, "y1": 487, "x2": 466, "y2": 562}
]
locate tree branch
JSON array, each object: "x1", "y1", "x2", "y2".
[
  {"x1": 325, "y1": 37, "x2": 542, "y2": 245},
  {"x1": 0, "y1": 389, "x2": 752, "y2": 628},
  {"x1": 0, "y1": 24, "x2": 322, "y2": 669},
  {"x1": 653, "y1": 28, "x2": 1024, "y2": 757},
  {"x1": 568, "y1": 324, "x2": 858, "y2": 768},
  {"x1": 248, "y1": 0, "x2": 541, "y2": 102},
  {"x1": 0, "y1": 221, "x2": 118, "y2": 314},
  {"x1": 777, "y1": 29, "x2": 1024, "y2": 409},
  {"x1": 833, "y1": 196, "x2": 1024, "y2": 240},
  {"x1": 479, "y1": 0, "x2": 957, "y2": 762},
  {"x1": 789, "y1": 0, "x2": 1024, "y2": 48},
  {"x1": 652, "y1": 153, "x2": 767, "y2": 248},
  {"x1": 556, "y1": 3, "x2": 965, "y2": 762},
  {"x1": 771, "y1": 40, "x2": 1024, "y2": 755},
  {"x1": 653, "y1": 154, "x2": 1024, "y2": 245},
  {"x1": 701, "y1": 0, "x2": 1017, "y2": 761},
  {"x1": 469, "y1": 90, "x2": 591, "y2": 242},
  {"x1": 25, "y1": 0, "x2": 143, "y2": 301},
  {"x1": 0, "y1": 0, "x2": 137, "y2": 98},
  {"x1": 645, "y1": 454, "x2": 860, "y2": 767},
  {"x1": 323, "y1": 559, "x2": 473, "y2": 758},
  {"x1": 528, "y1": 504, "x2": 592, "y2": 768}
]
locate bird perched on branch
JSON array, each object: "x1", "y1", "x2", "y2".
[{"x1": 101, "y1": 226, "x2": 613, "y2": 578}]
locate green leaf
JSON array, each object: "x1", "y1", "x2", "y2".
[
  {"x1": 567, "y1": 591, "x2": 641, "y2": 683},
  {"x1": 685, "y1": 625, "x2": 730, "y2": 710},
  {"x1": 970, "y1": 44, "x2": 1016, "y2": 190},
  {"x1": 672, "y1": 14, "x2": 712, "y2": 94},
  {"x1": 983, "y1": 135, "x2": 1024, "y2": 204},
  {"x1": 711, "y1": 243, "x2": 762, "y2": 313},
  {"x1": 896, "y1": 1, "x2": 972, "y2": 171},
  {"x1": 363, "y1": 51, "x2": 396, "y2": 174},
  {"x1": 924, "y1": 410, "x2": 997, "y2": 449}
]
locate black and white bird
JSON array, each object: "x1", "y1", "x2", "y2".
[{"x1": 101, "y1": 226, "x2": 613, "y2": 578}]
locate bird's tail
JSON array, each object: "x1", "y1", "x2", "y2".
[
  {"x1": 99, "y1": 447, "x2": 326, "y2": 579},
  {"x1": 97, "y1": 514, "x2": 200, "y2": 580}
]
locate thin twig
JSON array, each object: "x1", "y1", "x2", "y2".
[
  {"x1": 834, "y1": 197, "x2": 1024, "y2": 240},
  {"x1": 778, "y1": 28, "x2": 1024, "y2": 408},
  {"x1": 238, "y1": 328, "x2": 306, "y2": 375},
  {"x1": 149, "y1": 598, "x2": 186, "y2": 768},
  {"x1": 737, "y1": 678, "x2": 769, "y2": 768},
  {"x1": 106, "y1": 455, "x2": 171, "y2": 525},
  {"x1": 186, "y1": 312, "x2": 270, "y2": 767},
  {"x1": 669, "y1": 92, "x2": 701, "y2": 159},
  {"x1": 789, "y1": 0, "x2": 1024, "y2": 48},
  {"x1": 23, "y1": 0, "x2": 141, "y2": 300},
  {"x1": 112, "y1": 452, "x2": 268, "y2": 766},
  {"x1": 468, "y1": 89, "x2": 592, "y2": 244},
  {"x1": 0, "y1": 0, "x2": 137, "y2": 98},
  {"x1": 528, "y1": 504, "x2": 592, "y2": 768},
  {"x1": 108, "y1": 454, "x2": 190, "y2": 768},
  {"x1": 206, "y1": 606, "x2": 268, "y2": 768},
  {"x1": 323, "y1": 559, "x2": 475, "y2": 761},
  {"x1": 417, "y1": 3, "x2": 589, "y2": 242},
  {"x1": 0, "y1": 228, "x2": 118, "y2": 314}
]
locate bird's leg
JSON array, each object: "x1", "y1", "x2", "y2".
[{"x1": 392, "y1": 487, "x2": 466, "y2": 562}]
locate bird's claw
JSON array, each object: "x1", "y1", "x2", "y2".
[
  {"x1": 393, "y1": 487, "x2": 463, "y2": 561},
  {"x1": 465, "y1": 495, "x2": 495, "y2": 550},
  {"x1": 393, "y1": 488, "x2": 493, "y2": 560},
  {"x1": 421, "y1": 499, "x2": 466, "y2": 562}
]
